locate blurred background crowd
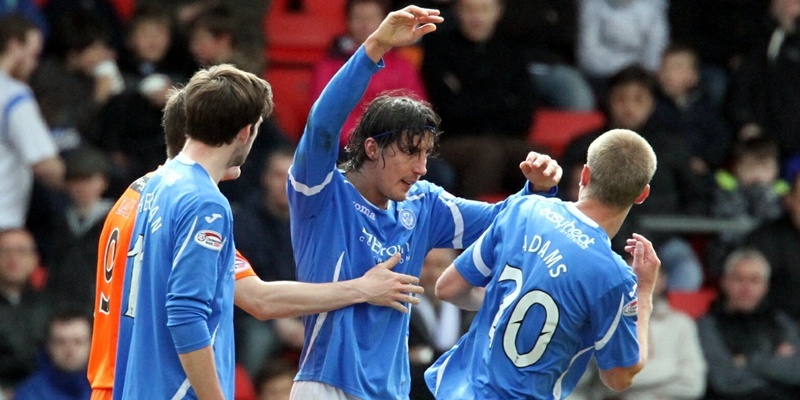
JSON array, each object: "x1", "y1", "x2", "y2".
[{"x1": 2, "y1": 0, "x2": 800, "y2": 399}]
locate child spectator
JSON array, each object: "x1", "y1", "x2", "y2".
[
  {"x1": 46, "y1": 147, "x2": 114, "y2": 314},
  {"x1": 706, "y1": 137, "x2": 788, "y2": 276},
  {"x1": 187, "y1": 4, "x2": 263, "y2": 74},
  {"x1": 654, "y1": 43, "x2": 733, "y2": 176},
  {"x1": 118, "y1": 5, "x2": 195, "y2": 87}
]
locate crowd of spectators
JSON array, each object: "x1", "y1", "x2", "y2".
[{"x1": 2, "y1": 0, "x2": 800, "y2": 399}]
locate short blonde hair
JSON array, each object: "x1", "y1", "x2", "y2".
[{"x1": 584, "y1": 129, "x2": 657, "y2": 208}]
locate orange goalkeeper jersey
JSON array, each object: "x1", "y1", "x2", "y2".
[{"x1": 87, "y1": 173, "x2": 256, "y2": 393}]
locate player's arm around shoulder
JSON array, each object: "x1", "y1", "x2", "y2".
[
  {"x1": 435, "y1": 264, "x2": 485, "y2": 311},
  {"x1": 600, "y1": 234, "x2": 660, "y2": 392}
]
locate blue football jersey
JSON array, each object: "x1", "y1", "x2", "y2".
[
  {"x1": 425, "y1": 196, "x2": 640, "y2": 400},
  {"x1": 113, "y1": 155, "x2": 236, "y2": 400},
  {"x1": 287, "y1": 46, "x2": 542, "y2": 399}
]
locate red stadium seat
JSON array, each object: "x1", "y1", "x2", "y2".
[
  {"x1": 264, "y1": 0, "x2": 347, "y2": 66},
  {"x1": 667, "y1": 288, "x2": 718, "y2": 319},
  {"x1": 528, "y1": 109, "x2": 606, "y2": 159},
  {"x1": 266, "y1": 66, "x2": 314, "y2": 142}
]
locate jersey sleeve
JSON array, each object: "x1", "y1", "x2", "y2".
[
  {"x1": 5, "y1": 91, "x2": 58, "y2": 165},
  {"x1": 452, "y1": 213, "x2": 504, "y2": 287},
  {"x1": 234, "y1": 250, "x2": 256, "y2": 280},
  {"x1": 288, "y1": 45, "x2": 383, "y2": 218},
  {"x1": 591, "y1": 276, "x2": 641, "y2": 370},
  {"x1": 428, "y1": 187, "x2": 544, "y2": 249},
  {"x1": 166, "y1": 198, "x2": 231, "y2": 354}
]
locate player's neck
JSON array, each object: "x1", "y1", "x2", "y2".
[
  {"x1": 574, "y1": 199, "x2": 631, "y2": 239},
  {"x1": 345, "y1": 169, "x2": 389, "y2": 209},
  {"x1": 181, "y1": 142, "x2": 234, "y2": 184}
]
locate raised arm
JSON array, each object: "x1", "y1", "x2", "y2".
[
  {"x1": 235, "y1": 253, "x2": 424, "y2": 319},
  {"x1": 600, "y1": 234, "x2": 660, "y2": 391},
  {"x1": 363, "y1": 6, "x2": 442, "y2": 63}
]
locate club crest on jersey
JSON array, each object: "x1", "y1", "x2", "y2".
[
  {"x1": 399, "y1": 209, "x2": 416, "y2": 230},
  {"x1": 622, "y1": 298, "x2": 638, "y2": 317},
  {"x1": 195, "y1": 230, "x2": 223, "y2": 251}
]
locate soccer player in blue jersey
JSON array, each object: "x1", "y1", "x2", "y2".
[
  {"x1": 287, "y1": 5, "x2": 562, "y2": 400},
  {"x1": 424, "y1": 129, "x2": 662, "y2": 399},
  {"x1": 104, "y1": 87, "x2": 425, "y2": 400},
  {"x1": 112, "y1": 64, "x2": 270, "y2": 400}
]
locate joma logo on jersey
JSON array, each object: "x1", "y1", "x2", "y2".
[
  {"x1": 195, "y1": 230, "x2": 223, "y2": 251},
  {"x1": 353, "y1": 202, "x2": 376, "y2": 220}
]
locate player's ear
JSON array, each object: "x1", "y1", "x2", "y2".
[
  {"x1": 236, "y1": 125, "x2": 251, "y2": 144},
  {"x1": 634, "y1": 184, "x2": 650, "y2": 204},
  {"x1": 364, "y1": 138, "x2": 379, "y2": 161},
  {"x1": 579, "y1": 164, "x2": 590, "y2": 187}
]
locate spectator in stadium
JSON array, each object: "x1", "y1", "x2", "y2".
[
  {"x1": 744, "y1": 155, "x2": 800, "y2": 324},
  {"x1": 0, "y1": 228, "x2": 51, "y2": 397},
  {"x1": 12, "y1": 309, "x2": 92, "y2": 400},
  {"x1": 0, "y1": 13, "x2": 64, "y2": 231},
  {"x1": 576, "y1": 0, "x2": 669, "y2": 104},
  {"x1": 698, "y1": 248, "x2": 800, "y2": 399},
  {"x1": 421, "y1": 0, "x2": 538, "y2": 199}
]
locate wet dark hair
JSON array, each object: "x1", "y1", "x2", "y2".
[{"x1": 343, "y1": 92, "x2": 441, "y2": 172}]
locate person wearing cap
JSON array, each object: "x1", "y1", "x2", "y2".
[{"x1": 743, "y1": 153, "x2": 800, "y2": 326}]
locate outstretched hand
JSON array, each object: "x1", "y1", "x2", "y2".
[
  {"x1": 624, "y1": 233, "x2": 661, "y2": 291},
  {"x1": 364, "y1": 6, "x2": 443, "y2": 62},
  {"x1": 519, "y1": 152, "x2": 562, "y2": 192},
  {"x1": 358, "y1": 253, "x2": 424, "y2": 313}
]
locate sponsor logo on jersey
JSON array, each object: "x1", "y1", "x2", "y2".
[
  {"x1": 234, "y1": 255, "x2": 251, "y2": 273},
  {"x1": 622, "y1": 298, "x2": 638, "y2": 317},
  {"x1": 539, "y1": 207, "x2": 596, "y2": 249},
  {"x1": 399, "y1": 209, "x2": 416, "y2": 230},
  {"x1": 354, "y1": 202, "x2": 376, "y2": 220},
  {"x1": 195, "y1": 230, "x2": 224, "y2": 251}
]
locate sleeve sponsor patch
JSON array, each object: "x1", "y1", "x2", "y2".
[
  {"x1": 234, "y1": 254, "x2": 252, "y2": 273},
  {"x1": 622, "y1": 298, "x2": 638, "y2": 317},
  {"x1": 195, "y1": 230, "x2": 224, "y2": 251}
]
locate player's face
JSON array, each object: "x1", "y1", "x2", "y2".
[
  {"x1": 230, "y1": 118, "x2": 263, "y2": 168},
  {"x1": 721, "y1": 258, "x2": 769, "y2": 313},
  {"x1": 375, "y1": 133, "x2": 433, "y2": 203},
  {"x1": 47, "y1": 319, "x2": 92, "y2": 373}
]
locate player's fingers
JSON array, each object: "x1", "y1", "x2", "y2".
[
  {"x1": 519, "y1": 161, "x2": 532, "y2": 175},
  {"x1": 379, "y1": 253, "x2": 402, "y2": 269},
  {"x1": 389, "y1": 301, "x2": 409, "y2": 313},
  {"x1": 404, "y1": 284, "x2": 424, "y2": 295},
  {"x1": 405, "y1": 293, "x2": 421, "y2": 305},
  {"x1": 413, "y1": 23, "x2": 438, "y2": 37},
  {"x1": 403, "y1": 5, "x2": 441, "y2": 17}
]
